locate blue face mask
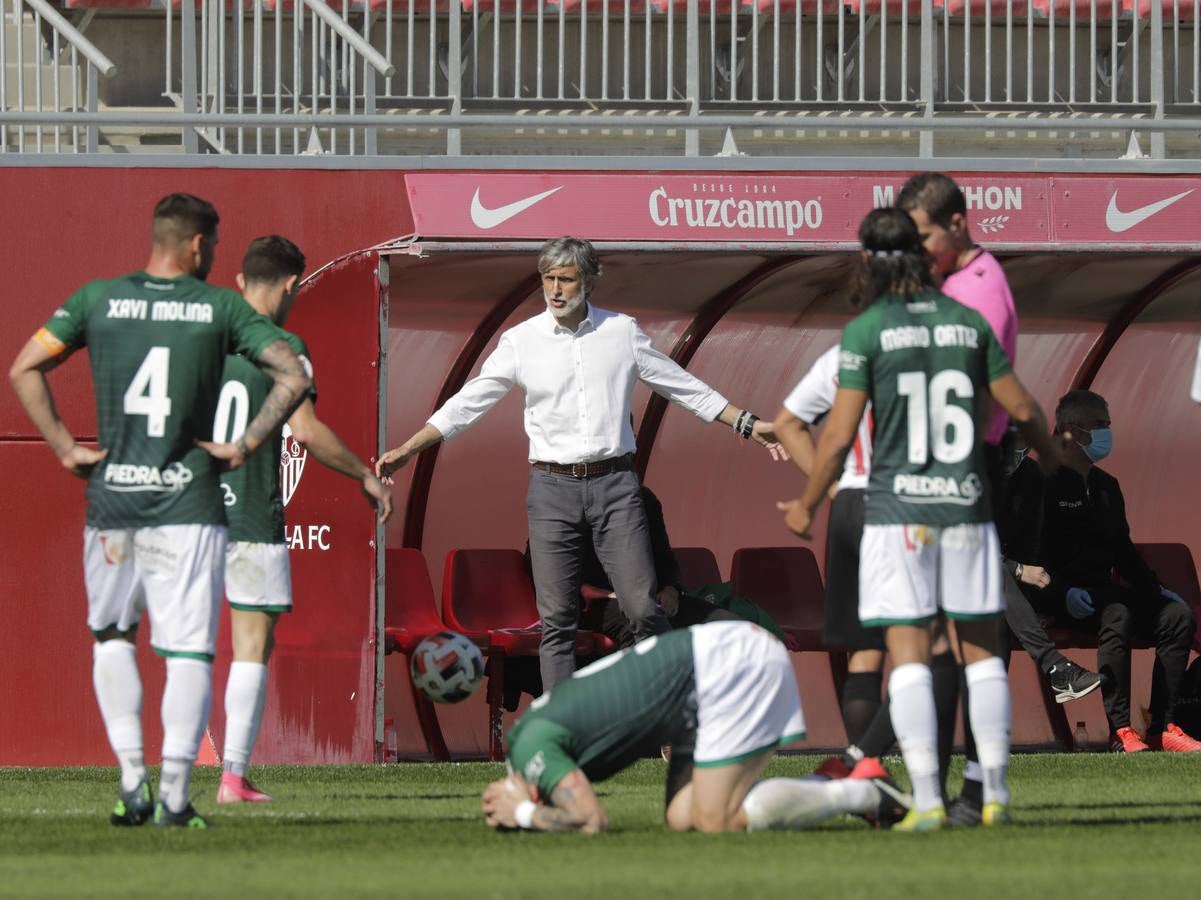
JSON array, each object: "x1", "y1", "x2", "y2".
[{"x1": 1080, "y1": 427, "x2": 1113, "y2": 462}]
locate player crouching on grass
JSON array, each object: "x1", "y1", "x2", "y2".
[
  {"x1": 778, "y1": 207, "x2": 1065, "y2": 831},
  {"x1": 214, "y1": 236, "x2": 392, "y2": 803},
  {"x1": 482, "y1": 620, "x2": 907, "y2": 833}
]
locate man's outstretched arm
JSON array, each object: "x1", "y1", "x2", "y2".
[{"x1": 287, "y1": 398, "x2": 392, "y2": 523}]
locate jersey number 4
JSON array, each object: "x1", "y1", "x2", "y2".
[
  {"x1": 897, "y1": 370, "x2": 974, "y2": 465},
  {"x1": 123, "y1": 347, "x2": 172, "y2": 438}
]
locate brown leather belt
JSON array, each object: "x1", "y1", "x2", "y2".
[{"x1": 531, "y1": 454, "x2": 634, "y2": 479}]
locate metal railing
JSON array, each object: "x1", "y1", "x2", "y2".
[
  {"x1": 1, "y1": 0, "x2": 116, "y2": 152},
  {"x1": 4, "y1": 0, "x2": 1201, "y2": 158}
]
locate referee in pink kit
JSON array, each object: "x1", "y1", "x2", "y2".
[{"x1": 377, "y1": 237, "x2": 777, "y2": 692}]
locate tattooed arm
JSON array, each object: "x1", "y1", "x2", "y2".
[
  {"x1": 200, "y1": 338, "x2": 311, "y2": 471},
  {"x1": 482, "y1": 770, "x2": 608, "y2": 834}
]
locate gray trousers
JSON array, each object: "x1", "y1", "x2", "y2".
[{"x1": 526, "y1": 465, "x2": 669, "y2": 692}]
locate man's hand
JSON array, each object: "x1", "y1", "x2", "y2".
[
  {"x1": 375, "y1": 446, "x2": 414, "y2": 485},
  {"x1": 482, "y1": 776, "x2": 534, "y2": 831},
  {"x1": 776, "y1": 498, "x2": 813, "y2": 540},
  {"x1": 59, "y1": 443, "x2": 107, "y2": 479},
  {"x1": 658, "y1": 585, "x2": 680, "y2": 618},
  {"x1": 1018, "y1": 563, "x2": 1051, "y2": 589},
  {"x1": 198, "y1": 439, "x2": 248, "y2": 471},
  {"x1": 1161, "y1": 586, "x2": 1187, "y2": 605},
  {"x1": 1035, "y1": 430, "x2": 1074, "y2": 476},
  {"x1": 751, "y1": 420, "x2": 789, "y2": 461},
  {"x1": 1065, "y1": 587, "x2": 1095, "y2": 620},
  {"x1": 361, "y1": 472, "x2": 393, "y2": 524}
]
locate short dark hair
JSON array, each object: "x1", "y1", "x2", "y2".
[
  {"x1": 242, "y1": 235, "x2": 306, "y2": 284},
  {"x1": 152, "y1": 193, "x2": 219, "y2": 247},
  {"x1": 855, "y1": 206, "x2": 935, "y2": 307},
  {"x1": 897, "y1": 172, "x2": 967, "y2": 228},
  {"x1": 1055, "y1": 389, "x2": 1108, "y2": 427}
]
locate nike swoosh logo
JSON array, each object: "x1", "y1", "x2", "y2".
[
  {"x1": 470, "y1": 186, "x2": 562, "y2": 229},
  {"x1": 1105, "y1": 189, "x2": 1194, "y2": 233}
]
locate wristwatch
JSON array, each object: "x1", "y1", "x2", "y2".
[{"x1": 1015, "y1": 563, "x2": 1025, "y2": 580}]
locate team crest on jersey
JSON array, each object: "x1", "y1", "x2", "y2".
[{"x1": 280, "y1": 424, "x2": 307, "y2": 507}]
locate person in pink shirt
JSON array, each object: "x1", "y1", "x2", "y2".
[{"x1": 898, "y1": 174, "x2": 1100, "y2": 825}]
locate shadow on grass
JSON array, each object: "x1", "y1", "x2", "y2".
[
  {"x1": 1017, "y1": 812, "x2": 1201, "y2": 827},
  {"x1": 1020, "y1": 800, "x2": 1201, "y2": 812},
  {"x1": 329, "y1": 791, "x2": 483, "y2": 801}
]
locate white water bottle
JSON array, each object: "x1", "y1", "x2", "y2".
[{"x1": 1073, "y1": 721, "x2": 1088, "y2": 752}]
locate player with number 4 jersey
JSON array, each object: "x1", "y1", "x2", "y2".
[
  {"x1": 9, "y1": 194, "x2": 311, "y2": 830},
  {"x1": 779, "y1": 207, "x2": 1063, "y2": 832}
]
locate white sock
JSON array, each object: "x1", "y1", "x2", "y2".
[
  {"x1": 888, "y1": 662, "x2": 942, "y2": 812},
  {"x1": 742, "y1": 777, "x2": 878, "y2": 831},
  {"x1": 963, "y1": 760, "x2": 983, "y2": 784},
  {"x1": 159, "y1": 657, "x2": 212, "y2": 813},
  {"x1": 92, "y1": 641, "x2": 146, "y2": 792},
  {"x1": 965, "y1": 656, "x2": 1011, "y2": 806},
  {"x1": 222, "y1": 661, "x2": 269, "y2": 778}
]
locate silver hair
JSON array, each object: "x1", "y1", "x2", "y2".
[{"x1": 537, "y1": 236, "x2": 602, "y2": 290}]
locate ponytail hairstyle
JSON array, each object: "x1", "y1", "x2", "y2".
[{"x1": 854, "y1": 206, "x2": 936, "y2": 308}]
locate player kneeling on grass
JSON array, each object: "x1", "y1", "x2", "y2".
[{"x1": 482, "y1": 620, "x2": 905, "y2": 833}]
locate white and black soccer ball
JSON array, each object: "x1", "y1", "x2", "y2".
[{"x1": 410, "y1": 630, "x2": 485, "y2": 704}]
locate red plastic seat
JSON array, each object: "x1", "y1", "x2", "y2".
[
  {"x1": 730, "y1": 545, "x2": 846, "y2": 698},
  {"x1": 443, "y1": 548, "x2": 604, "y2": 760},
  {"x1": 673, "y1": 546, "x2": 722, "y2": 591},
  {"x1": 381, "y1": 548, "x2": 451, "y2": 761},
  {"x1": 730, "y1": 546, "x2": 826, "y2": 650}
]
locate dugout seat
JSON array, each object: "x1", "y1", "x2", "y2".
[
  {"x1": 673, "y1": 546, "x2": 722, "y2": 591},
  {"x1": 1035, "y1": 542, "x2": 1201, "y2": 749},
  {"x1": 729, "y1": 546, "x2": 847, "y2": 694},
  {"x1": 382, "y1": 548, "x2": 452, "y2": 761},
  {"x1": 442, "y1": 548, "x2": 606, "y2": 761}
]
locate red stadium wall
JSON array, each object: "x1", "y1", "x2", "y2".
[{"x1": 2, "y1": 167, "x2": 1199, "y2": 764}]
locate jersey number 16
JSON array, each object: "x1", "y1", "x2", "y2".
[{"x1": 897, "y1": 369, "x2": 974, "y2": 465}]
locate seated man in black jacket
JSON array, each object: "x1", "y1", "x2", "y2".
[{"x1": 1006, "y1": 389, "x2": 1200, "y2": 752}]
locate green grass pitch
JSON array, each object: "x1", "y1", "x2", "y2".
[{"x1": 1, "y1": 754, "x2": 1199, "y2": 898}]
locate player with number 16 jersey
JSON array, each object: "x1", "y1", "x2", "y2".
[{"x1": 837, "y1": 291, "x2": 1010, "y2": 530}]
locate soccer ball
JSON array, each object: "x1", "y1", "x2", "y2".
[{"x1": 410, "y1": 630, "x2": 485, "y2": 704}]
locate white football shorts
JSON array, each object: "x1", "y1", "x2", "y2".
[
  {"x1": 84, "y1": 524, "x2": 226, "y2": 658},
  {"x1": 225, "y1": 541, "x2": 292, "y2": 612},
  {"x1": 690, "y1": 620, "x2": 806, "y2": 767},
  {"x1": 858, "y1": 522, "x2": 1004, "y2": 626}
]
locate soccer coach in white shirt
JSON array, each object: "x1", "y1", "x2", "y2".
[{"x1": 377, "y1": 237, "x2": 777, "y2": 691}]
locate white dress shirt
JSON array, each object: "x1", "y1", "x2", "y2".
[
  {"x1": 427, "y1": 305, "x2": 729, "y2": 464},
  {"x1": 782, "y1": 345, "x2": 873, "y2": 491}
]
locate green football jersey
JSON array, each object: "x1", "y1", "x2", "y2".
[
  {"x1": 41, "y1": 272, "x2": 285, "y2": 529},
  {"x1": 838, "y1": 290, "x2": 1012, "y2": 527},
  {"x1": 506, "y1": 629, "x2": 697, "y2": 798},
  {"x1": 217, "y1": 331, "x2": 316, "y2": 544}
]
